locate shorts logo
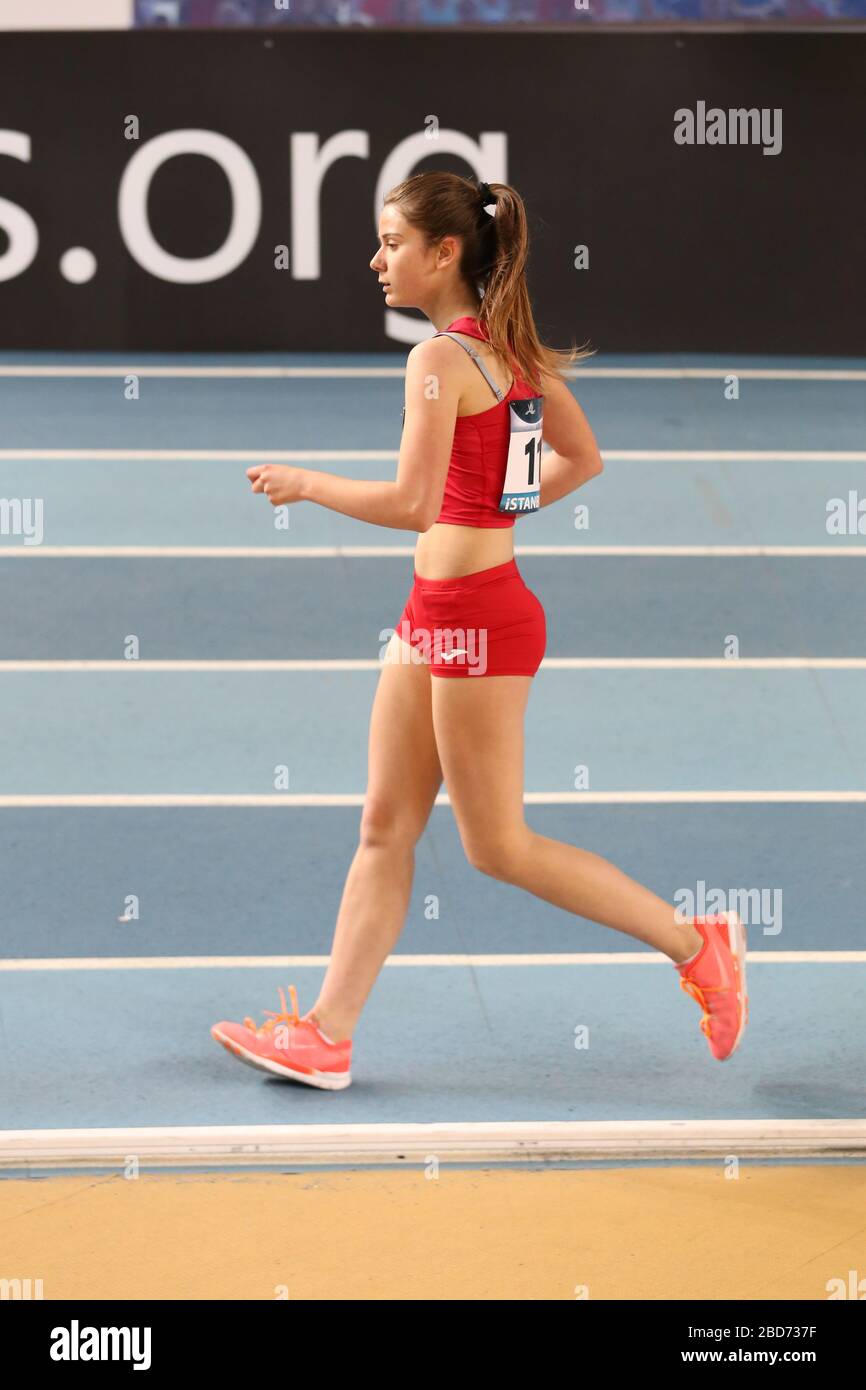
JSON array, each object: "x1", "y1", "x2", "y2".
[{"x1": 441, "y1": 648, "x2": 468, "y2": 661}]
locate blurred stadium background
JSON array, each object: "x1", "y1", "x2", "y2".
[
  {"x1": 133, "y1": 0, "x2": 866, "y2": 25},
  {"x1": 2, "y1": 0, "x2": 865, "y2": 26}
]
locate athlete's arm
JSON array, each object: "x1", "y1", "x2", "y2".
[
  {"x1": 297, "y1": 468, "x2": 422, "y2": 531},
  {"x1": 395, "y1": 337, "x2": 460, "y2": 531},
  {"x1": 537, "y1": 372, "x2": 603, "y2": 510}
]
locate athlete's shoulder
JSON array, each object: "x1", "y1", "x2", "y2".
[
  {"x1": 405, "y1": 334, "x2": 465, "y2": 392},
  {"x1": 404, "y1": 336, "x2": 462, "y2": 410},
  {"x1": 407, "y1": 333, "x2": 463, "y2": 367}
]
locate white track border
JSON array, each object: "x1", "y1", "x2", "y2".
[{"x1": 3, "y1": 1119, "x2": 865, "y2": 1169}]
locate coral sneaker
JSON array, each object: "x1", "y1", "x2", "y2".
[
  {"x1": 675, "y1": 911, "x2": 749, "y2": 1061},
  {"x1": 211, "y1": 985, "x2": 352, "y2": 1090}
]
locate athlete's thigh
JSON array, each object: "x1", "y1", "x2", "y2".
[
  {"x1": 361, "y1": 633, "x2": 443, "y2": 844},
  {"x1": 430, "y1": 675, "x2": 531, "y2": 866}
]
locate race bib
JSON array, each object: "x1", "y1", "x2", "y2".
[{"x1": 498, "y1": 397, "x2": 543, "y2": 514}]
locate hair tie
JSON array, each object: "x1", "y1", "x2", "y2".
[{"x1": 476, "y1": 180, "x2": 497, "y2": 210}]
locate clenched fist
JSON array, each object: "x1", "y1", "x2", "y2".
[{"x1": 246, "y1": 463, "x2": 308, "y2": 506}]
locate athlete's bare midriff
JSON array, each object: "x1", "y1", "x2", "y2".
[
  {"x1": 413, "y1": 331, "x2": 517, "y2": 581},
  {"x1": 414, "y1": 522, "x2": 514, "y2": 580}
]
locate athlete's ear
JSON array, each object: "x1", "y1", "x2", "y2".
[{"x1": 435, "y1": 235, "x2": 460, "y2": 270}]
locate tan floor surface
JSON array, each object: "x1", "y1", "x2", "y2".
[{"x1": 2, "y1": 1164, "x2": 865, "y2": 1300}]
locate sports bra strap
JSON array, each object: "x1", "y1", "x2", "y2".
[{"x1": 433, "y1": 330, "x2": 506, "y2": 403}]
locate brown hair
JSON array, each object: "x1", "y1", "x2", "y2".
[{"x1": 382, "y1": 170, "x2": 595, "y2": 396}]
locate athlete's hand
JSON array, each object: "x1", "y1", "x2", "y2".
[{"x1": 246, "y1": 463, "x2": 308, "y2": 506}]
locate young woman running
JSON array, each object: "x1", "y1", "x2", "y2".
[{"x1": 211, "y1": 172, "x2": 748, "y2": 1089}]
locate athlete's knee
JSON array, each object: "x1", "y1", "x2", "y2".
[
  {"x1": 463, "y1": 829, "x2": 529, "y2": 881},
  {"x1": 359, "y1": 797, "x2": 428, "y2": 852}
]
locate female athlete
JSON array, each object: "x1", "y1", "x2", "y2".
[{"x1": 211, "y1": 172, "x2": 748, "y2": 1089}]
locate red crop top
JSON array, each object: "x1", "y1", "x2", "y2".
[{"x1": 430, "y1": 316, "x2": 542, "y2": 530}]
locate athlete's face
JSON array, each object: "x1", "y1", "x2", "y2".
[
  {"x1": 370, "y1": 205, "x2": 459, "y2": 308},
  {"x1": 370, "y1": 206, "x2": 413, "y2": 305}
]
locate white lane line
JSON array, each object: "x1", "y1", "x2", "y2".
[
  {"x1": 1, "y1": 658, "x2": 865, "y2": 671},
  {"x1": 1, "y1": 952, "x2": 862, "y2": 970},
  {"x1": 2, "y1": 545, "x2": 866, "y2": 559},
  {"x1": 1, "y1": 448, "x2": 865, "y2": 461},
  {"x1": 0, "y1": 365, "x2": 865, "y2": 380},
  {"x1": 3, "y1": 1119, "x2": 865, "y2": 1169},
  {"x1": 0, "y1": 792, "x2": 863, "y2": 807}
]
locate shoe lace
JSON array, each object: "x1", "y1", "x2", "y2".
[
  {"x1": 243, "y1": 984, "x2": 300, "y2": 1037},
  {"x1": 679, "y1": 976, "x2": 726, "y2": 1039}
]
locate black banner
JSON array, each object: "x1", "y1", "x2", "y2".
[
  {"x1": 0, "y1": 30, "x2": 863, "y2": 352},
  {"x1": 9, "y1": 1296, "x2": 865, "y2": 1360}
]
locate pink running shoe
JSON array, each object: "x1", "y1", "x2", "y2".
[
  {"x1": 675, "y1": 911, "x2": 749, "y2": 1061},
  {"x1": 211, "y1": 984, "x2": 352, "y2": 1090}
]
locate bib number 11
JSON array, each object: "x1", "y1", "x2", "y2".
[{"x1": 499, "y1": 397, "x2": 543, "y2": 514}]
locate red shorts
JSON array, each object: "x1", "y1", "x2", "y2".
[{"x1": 391, "y1": 558, "x2": 546, "y2": 678}]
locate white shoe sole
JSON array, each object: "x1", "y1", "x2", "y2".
[{"x1": 212, "y1": 1029, "x2": 352, "y2": 1090}]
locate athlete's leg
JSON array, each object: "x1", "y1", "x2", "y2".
[
  {"x1": 430, "y1": 675, "x2": 703, "y2": 963},
  {"x1": 305, "y1": 634, "x2": 443, "y2": 1041}
]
